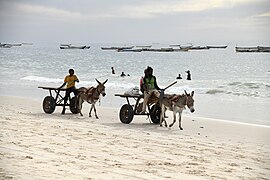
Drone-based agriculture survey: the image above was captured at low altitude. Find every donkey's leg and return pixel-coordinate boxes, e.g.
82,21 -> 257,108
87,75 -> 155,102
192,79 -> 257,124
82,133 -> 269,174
163,109 -> 167,127
159,104 -> 165,127
89,104 -> 93,117
169,106 -> 177,127
78,96 -> 83,116
178,110 -> 183,130
93,104 -> 99,119
160,105 -> 167,127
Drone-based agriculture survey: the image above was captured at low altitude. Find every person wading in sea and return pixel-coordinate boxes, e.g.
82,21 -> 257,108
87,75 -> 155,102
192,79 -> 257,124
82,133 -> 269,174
59,69 -> 79,114
186,70 -> 191,80
111,67 -> 115,74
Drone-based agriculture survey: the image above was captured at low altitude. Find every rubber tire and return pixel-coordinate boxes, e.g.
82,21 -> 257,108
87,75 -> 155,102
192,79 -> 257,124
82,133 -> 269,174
119,104 -> 134,124
150,104 -> 161,124
70,97 -> 78,114
43,96 -> 56,114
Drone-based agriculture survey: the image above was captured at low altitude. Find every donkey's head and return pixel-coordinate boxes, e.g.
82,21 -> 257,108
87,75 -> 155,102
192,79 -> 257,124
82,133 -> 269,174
184,90 -> 195,113
96,79 -> 108,97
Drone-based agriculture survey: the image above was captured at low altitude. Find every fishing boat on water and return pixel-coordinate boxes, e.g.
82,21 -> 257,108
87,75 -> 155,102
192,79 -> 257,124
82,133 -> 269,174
143,48 -> 174,52
117,49 -> 142,52
235,46 -> 270,53
206,45 -> 228,49
7,43 -> 22,46
173,47 -> 190,52
0,43 -> 12,48
101,47 -> 118,50
0,43 -> 22,48
101,46 -> 134,50
60,44 -> 90,49
190,46 -> 209,50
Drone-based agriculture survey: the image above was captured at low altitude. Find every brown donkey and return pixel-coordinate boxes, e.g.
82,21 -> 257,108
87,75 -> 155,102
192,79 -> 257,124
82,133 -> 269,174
77,79 -> 108,118
159,91 -> 195,130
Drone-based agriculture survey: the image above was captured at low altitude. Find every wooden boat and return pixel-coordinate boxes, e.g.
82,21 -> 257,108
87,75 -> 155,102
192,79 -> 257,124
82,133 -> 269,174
206,45 -> 228,49
7,43 -> 22,46
190,46 -> 209,50
117,49 -> 142,52
60,45 -> 90,49
101,47 -> 118,50
180,45 -> 193,49
135,45 -> 152,51
235,46 -> 270,53
101,46 -> 134,50
173,47 -> 189,52
235,47 -> 257,52
258,46 -> 270,52
0,43 -> 12,48
112,46 -> 134,50
143,48 -> 174,52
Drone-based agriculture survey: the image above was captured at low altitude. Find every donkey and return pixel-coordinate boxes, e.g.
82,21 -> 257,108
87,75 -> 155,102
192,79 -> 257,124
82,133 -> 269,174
159,91 -> 195,130
77,79 -> 108,118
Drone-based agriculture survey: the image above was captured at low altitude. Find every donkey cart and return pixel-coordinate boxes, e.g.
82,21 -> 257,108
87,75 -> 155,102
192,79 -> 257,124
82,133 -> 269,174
38,86 -> 78,114
114,94 -> 161,124
115,81 -> 177,124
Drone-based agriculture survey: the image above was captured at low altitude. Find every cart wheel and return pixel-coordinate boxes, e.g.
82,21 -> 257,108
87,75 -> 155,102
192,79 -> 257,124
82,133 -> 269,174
150,104 -> 161,124
70,97 -> 78,114
119,104 -> 134,124
43,96 -> 56,114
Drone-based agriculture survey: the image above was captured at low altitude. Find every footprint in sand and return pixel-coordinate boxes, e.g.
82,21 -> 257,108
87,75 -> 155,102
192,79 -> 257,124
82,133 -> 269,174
75,154 -> 86,160
228,162 -> 239,167
43,147 -> 54,153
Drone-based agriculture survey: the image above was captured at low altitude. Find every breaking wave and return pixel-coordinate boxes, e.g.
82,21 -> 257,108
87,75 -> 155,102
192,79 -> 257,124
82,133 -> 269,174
206,89 -> 226,95
21,76 -> 62,83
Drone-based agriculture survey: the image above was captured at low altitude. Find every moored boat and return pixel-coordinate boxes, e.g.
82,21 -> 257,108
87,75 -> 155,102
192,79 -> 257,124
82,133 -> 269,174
206,45 -> 228,49
60,45 -> 90,49
0,43 -> 12,48
190,46 -> 209,50
101,47 -> 118,50
143,48 -> 174,52
101,46 -> 134,50
7,43 -> 22,46
173,47 -> 189,52
235,46 -> 270,53
117,49 -> 142,52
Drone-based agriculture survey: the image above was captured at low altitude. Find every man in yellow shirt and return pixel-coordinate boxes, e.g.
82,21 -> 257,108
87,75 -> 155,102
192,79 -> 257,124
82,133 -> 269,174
59,69 -> 79,114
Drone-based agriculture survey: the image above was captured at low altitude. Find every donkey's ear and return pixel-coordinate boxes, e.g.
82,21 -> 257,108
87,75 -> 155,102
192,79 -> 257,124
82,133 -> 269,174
184,90 -> 189,96
96,79 -> 101,84
191,91 -> 194,97
103,79 -> 108,84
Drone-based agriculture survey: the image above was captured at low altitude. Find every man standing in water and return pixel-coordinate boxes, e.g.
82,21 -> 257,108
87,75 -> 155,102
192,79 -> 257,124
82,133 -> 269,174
141,66 -> 161,114
186,70 -> 191,80
59,69 -> 79,114
111,67 -> 115,74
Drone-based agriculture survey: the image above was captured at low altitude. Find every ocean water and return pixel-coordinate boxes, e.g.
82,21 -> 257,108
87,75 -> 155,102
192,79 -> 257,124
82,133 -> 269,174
0,43 -> 270,126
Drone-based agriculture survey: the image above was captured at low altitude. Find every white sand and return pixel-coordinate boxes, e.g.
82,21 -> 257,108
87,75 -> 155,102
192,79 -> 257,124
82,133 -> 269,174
0,96 -> 270,179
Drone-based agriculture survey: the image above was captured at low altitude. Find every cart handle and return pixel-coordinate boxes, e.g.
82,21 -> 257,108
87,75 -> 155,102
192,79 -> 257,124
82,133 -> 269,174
164,81 -> 177,90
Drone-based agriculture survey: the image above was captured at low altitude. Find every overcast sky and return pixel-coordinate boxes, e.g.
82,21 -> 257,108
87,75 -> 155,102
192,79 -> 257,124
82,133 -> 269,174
0,0 -> 269,44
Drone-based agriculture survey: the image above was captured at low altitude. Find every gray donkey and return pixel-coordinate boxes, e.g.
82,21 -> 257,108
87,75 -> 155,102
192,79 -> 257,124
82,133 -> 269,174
77,79 -> 108,118
159,91 -> 195,130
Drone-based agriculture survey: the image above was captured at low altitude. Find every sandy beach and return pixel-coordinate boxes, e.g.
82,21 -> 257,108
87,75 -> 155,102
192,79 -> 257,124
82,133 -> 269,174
0,96 -> 270,179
